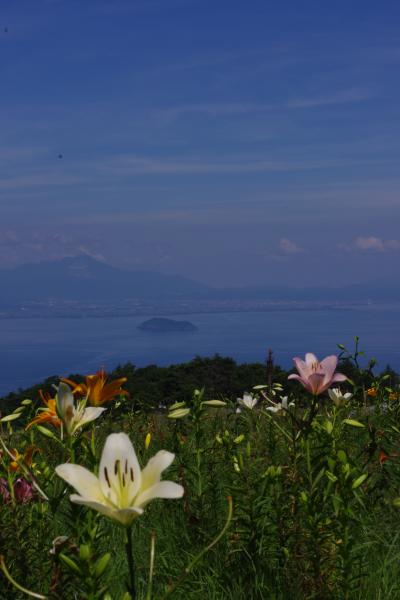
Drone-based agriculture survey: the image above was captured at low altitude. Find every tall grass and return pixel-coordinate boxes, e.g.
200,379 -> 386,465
1,357 -> 400,599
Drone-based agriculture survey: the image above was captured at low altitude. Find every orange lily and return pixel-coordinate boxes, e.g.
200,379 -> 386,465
367,387 -> 377,398
26,389 -> 62,430
8,446 -> 40,472
61,369 -> 128,406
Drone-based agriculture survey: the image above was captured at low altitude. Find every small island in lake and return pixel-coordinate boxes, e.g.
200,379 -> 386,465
137,317 -> 198,332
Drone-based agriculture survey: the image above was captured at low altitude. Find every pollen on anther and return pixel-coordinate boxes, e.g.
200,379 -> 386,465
114,460 -> 120,475
130,468 -> 134,482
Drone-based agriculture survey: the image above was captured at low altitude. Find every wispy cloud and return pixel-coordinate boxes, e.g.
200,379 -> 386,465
339,236 -> 400,252
154,87 -> 375,121
0,172 -> 87,191
286,87 -> 376,109
104,154 -> 365,176
0,228 -> 105,267
279,238 -> 305,254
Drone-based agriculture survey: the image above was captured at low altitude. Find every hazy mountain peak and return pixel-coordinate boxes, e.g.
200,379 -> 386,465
0,255 -> 211,304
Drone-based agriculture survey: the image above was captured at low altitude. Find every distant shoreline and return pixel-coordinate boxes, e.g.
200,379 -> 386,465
0,302 -> 396,320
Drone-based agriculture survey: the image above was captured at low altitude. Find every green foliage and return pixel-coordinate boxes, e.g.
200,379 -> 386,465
2,349 -> 400,598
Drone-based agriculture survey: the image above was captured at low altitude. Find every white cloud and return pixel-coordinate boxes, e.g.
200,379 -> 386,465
77,246 -> 106,262
355,236 -> 385,251
340,236 -> 400,252
279,238 -> 305,254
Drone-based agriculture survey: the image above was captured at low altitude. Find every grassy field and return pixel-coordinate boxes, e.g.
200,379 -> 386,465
1,354 -> 400,599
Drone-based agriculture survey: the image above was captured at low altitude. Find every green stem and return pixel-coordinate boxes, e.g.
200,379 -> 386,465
262,410 -> 292,442
196,449 -> 202,497
146,531 -> 156,600
0,555 -> 47,599
125,525 -> 136,599
161,496 -> 233,599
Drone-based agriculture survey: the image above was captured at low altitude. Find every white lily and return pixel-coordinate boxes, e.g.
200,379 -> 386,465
56,382 -> 106,436
56,432 -> 184,526
266,396 -> 295,415
328,388 -> 353,408
237,393 -> 258,411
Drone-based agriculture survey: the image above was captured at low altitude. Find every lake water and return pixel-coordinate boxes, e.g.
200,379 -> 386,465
1,305 -> 400,397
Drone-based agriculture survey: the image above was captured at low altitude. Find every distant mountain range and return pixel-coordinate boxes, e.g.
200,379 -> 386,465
0,255 -> 211,304
0,254 -> 399,307
216,282 -> 400,302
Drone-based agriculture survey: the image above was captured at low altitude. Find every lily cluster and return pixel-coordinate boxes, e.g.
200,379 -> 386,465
26,369 -> 128,434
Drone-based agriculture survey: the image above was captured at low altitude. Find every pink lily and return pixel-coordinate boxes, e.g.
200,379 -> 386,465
288,353 -> 347,396
14,478 -> 35,503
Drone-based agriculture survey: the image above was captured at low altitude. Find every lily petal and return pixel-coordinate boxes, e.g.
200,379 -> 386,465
135,481 -> 184,509
331,372 -> 348,384
79,407 -> 106,427
288,373 -> 303,382
305,353 -> 318,367
292,358 -> 309,379
307,372 -> 325,394
320,355 -> 338,382
114,507 -> 144,526
99,433 -> 141,505
57,383 -> 75,416
56,464 -> 104,502
141,450 -> 175,490
70,496 -> 121,520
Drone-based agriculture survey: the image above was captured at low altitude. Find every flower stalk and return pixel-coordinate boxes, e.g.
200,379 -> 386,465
0,555 -> 47,599
125,525 -> 136,599
146,531 -> 156,600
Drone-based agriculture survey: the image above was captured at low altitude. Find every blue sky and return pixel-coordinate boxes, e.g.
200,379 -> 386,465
1,0 -> 400,286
